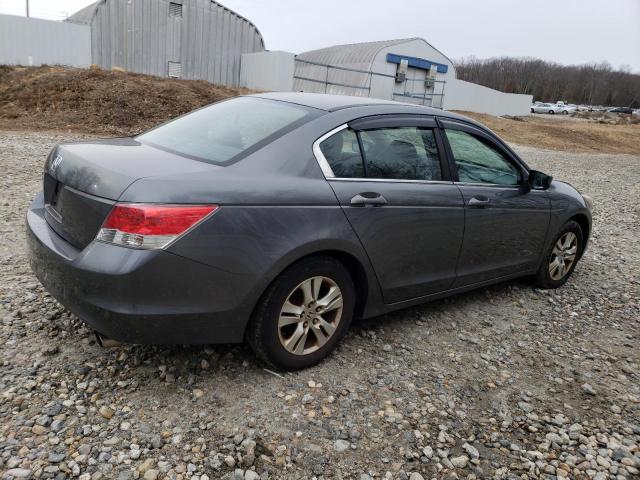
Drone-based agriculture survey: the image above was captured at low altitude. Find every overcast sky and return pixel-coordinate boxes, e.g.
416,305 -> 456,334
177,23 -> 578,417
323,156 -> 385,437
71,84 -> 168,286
1,0 -> 638,71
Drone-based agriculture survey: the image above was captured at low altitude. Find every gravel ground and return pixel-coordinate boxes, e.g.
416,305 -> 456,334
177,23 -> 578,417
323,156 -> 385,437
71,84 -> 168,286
1,131 -> 638,480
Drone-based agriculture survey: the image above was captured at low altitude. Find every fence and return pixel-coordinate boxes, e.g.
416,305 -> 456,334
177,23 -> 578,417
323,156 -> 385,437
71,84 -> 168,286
293,58 -> 447,108
442,79 -> 533,116
0,14 -> 91,68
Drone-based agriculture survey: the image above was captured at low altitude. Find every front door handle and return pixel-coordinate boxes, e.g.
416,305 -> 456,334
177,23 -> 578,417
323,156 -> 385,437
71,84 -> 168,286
468,196 -> 491,208
350,192 -> 388,207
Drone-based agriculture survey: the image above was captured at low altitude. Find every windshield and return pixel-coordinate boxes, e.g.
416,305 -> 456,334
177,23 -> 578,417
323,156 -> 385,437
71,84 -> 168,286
138,97 -> 317,165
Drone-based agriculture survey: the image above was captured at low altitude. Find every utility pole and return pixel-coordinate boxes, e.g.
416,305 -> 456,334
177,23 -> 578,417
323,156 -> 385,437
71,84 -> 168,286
26,0 -> 30,17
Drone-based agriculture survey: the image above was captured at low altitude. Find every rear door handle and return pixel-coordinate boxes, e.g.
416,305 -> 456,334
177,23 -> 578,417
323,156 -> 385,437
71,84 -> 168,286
350,192 -> 388,207
468,196 -> 491,208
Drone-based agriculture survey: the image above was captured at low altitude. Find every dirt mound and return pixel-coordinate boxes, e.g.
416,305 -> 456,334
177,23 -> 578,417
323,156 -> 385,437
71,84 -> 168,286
458,111 -> 640,155
0,65 -> 249,135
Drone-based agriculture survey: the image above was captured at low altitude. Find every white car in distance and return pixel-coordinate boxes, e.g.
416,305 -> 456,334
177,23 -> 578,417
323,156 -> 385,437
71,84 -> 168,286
559,104 -> 578,115
530,103 -> 562,114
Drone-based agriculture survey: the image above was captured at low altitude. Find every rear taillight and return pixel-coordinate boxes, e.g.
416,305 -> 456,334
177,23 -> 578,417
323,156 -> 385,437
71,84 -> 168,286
96,204 -> 218,249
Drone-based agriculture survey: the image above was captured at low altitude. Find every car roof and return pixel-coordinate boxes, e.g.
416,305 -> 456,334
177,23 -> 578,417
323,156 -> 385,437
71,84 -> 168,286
249,91 -> 414,111
249,91 -> 477,124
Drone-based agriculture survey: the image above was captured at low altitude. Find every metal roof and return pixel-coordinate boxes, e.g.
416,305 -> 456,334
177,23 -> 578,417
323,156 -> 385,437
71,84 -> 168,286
296,38 -> 455,69
66,0 -> 263,37
66,0 -> 100,24
296,38 -> 422,66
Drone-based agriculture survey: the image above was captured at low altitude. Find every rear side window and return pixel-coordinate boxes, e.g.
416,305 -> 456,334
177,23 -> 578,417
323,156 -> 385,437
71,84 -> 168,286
318,125 -> 442,181
138,97 -> 315,165
319,128 -> 365,178
445,129 -> 520,185
360,127 -> 442,181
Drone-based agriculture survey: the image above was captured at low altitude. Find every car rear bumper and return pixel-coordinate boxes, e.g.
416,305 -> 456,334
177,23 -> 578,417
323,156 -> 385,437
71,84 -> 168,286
26,192 -> 251,344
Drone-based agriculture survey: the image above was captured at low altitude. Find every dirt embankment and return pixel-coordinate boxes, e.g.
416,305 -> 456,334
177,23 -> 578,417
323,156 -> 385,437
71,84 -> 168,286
0,65 -> 248,136
458,111 -> 640,155
1,66 -> 638,155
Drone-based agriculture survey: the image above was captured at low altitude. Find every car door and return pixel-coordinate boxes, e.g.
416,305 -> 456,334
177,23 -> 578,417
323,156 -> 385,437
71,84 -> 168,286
314,115 -> 465,304
438,119 -> 551,287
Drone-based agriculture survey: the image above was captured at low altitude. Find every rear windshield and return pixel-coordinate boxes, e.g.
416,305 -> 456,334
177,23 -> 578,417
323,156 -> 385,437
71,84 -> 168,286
137,97 -> 316,165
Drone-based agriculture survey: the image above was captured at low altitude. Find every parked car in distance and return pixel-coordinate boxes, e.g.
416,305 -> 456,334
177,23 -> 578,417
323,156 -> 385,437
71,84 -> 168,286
589,106 -> 607,112
531,103 -> 562,114
608,107 -> 634,114
27,93 -> 593,370
559,104 -> 578,115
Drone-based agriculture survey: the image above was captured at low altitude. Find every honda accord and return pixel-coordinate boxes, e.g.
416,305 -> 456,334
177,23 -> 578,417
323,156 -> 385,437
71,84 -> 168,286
27,92 -> 593,370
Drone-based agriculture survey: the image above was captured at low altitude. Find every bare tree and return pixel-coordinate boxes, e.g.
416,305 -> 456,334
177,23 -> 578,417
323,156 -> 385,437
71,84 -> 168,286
455,57 -> 640,108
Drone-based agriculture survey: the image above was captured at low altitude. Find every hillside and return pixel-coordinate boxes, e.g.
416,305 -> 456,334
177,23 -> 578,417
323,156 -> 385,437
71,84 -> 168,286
459,111 -> 640,155
0,66 -> 248,135
0,66 -> 638,154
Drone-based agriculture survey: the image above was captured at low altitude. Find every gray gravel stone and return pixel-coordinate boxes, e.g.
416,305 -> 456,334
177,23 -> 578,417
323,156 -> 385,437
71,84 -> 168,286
0,132 -> 638,480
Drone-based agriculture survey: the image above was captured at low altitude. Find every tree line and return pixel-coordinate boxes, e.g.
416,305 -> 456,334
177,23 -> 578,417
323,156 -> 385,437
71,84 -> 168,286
454,57 -> 640,108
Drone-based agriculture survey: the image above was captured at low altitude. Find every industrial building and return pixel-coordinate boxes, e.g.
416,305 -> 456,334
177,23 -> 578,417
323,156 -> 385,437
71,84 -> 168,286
66,0 -> 264,86
293,38 -> 455,108
0,4 -> 532,116
243,37 -> 532,115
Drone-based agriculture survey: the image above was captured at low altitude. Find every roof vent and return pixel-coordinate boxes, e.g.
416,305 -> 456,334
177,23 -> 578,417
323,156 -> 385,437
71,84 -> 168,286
169,2 -> 182,17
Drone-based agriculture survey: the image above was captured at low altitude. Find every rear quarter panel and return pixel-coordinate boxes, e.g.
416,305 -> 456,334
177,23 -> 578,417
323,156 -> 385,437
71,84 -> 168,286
167,205 -> 380,327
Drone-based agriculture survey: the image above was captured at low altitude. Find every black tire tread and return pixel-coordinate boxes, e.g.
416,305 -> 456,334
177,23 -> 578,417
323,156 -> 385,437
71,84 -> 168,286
246,255 -> 355,371
533,220 -> 583,289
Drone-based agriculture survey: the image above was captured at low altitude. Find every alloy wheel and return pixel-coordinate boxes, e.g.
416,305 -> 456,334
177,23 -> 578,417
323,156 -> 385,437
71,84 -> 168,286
277,276 -> 343,355
548,232 -> 578,280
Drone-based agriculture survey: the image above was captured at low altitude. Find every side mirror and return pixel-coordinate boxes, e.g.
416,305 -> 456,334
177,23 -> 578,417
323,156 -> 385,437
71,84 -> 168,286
526,170 -> 553,190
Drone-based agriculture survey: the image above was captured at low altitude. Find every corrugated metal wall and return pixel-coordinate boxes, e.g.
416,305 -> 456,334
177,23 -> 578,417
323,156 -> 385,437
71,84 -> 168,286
240,51 -> 295,91
293,40 -> 408,97
293,39 -> 457,107
0,14 -> 91,67
88,0 -> 263,86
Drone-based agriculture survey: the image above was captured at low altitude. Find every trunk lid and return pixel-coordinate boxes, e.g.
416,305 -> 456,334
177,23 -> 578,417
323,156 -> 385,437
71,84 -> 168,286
43,138 -> 219,249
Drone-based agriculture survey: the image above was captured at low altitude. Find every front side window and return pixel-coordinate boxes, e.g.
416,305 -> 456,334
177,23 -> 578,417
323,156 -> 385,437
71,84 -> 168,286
138,97 -> 314,165
360,127 -> 442,180
319,128 -> 364,178
445,129 -> 520,185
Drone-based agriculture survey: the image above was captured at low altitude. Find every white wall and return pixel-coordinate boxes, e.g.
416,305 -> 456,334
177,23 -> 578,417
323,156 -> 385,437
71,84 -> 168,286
443,79 -> 533,116
0,14 -> 91,68
240,51 -> 295,91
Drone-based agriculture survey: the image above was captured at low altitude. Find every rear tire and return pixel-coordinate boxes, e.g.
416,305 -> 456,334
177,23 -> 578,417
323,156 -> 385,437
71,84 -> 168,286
549,110 -> 555,114
533,220 -> 583,289
246,256 -> 355,371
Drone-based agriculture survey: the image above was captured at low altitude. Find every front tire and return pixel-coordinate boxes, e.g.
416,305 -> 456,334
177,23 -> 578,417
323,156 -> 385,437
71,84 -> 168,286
246,256 -> 355,370
533,220 -> 583,289
549,110 -> 555,114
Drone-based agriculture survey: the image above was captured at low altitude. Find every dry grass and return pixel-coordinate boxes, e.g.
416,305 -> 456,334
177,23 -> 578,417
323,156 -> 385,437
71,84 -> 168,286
0,65 -> 248,136
457,111 -> 640,155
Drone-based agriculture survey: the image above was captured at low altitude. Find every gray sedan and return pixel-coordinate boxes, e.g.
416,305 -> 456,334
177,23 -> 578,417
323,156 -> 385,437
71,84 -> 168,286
27,93 -> 592,370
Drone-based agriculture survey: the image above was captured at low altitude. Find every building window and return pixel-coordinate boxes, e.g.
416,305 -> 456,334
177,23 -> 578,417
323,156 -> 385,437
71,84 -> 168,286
168,62 -> 182,78
169,2 -> 182,17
